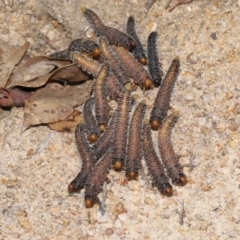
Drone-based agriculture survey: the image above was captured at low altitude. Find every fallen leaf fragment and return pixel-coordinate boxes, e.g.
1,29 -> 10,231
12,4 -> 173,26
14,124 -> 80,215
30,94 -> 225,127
0,41 -> 29,87
23,81 -> 93,129
6,56 -> 71,88
48,109 -> 83,132
0,88 -> 31,107
49,63 -> 91,82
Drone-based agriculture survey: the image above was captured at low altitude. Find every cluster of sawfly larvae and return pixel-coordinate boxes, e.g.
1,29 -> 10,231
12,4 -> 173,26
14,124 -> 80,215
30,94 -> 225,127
49,8 -> 187,209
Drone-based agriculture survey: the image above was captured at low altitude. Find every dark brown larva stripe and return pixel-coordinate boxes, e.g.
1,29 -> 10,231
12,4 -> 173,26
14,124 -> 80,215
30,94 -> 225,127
99,37 -> 130,85
112,90 -> 132,171
149,56 -> 180,131
112,45 -> 154,90
71,53 -> 122,100
126,16 -> 147,65
49,49 -> 69,60
147,32 -> 162,87
125,100 -> 146,180
83,98 -> 101,143
158,111 -> 187,186
94,62 -> 111,132
143,122 -> 173,197
84,151 -> 112,208
82,8 -> 136,50
68,39 -> 101,59
92,111 -> 116,161
68,124 -> 96,193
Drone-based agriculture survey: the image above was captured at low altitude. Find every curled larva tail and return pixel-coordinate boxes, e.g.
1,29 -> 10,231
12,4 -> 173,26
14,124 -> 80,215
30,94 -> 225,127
158,111 -> 187,186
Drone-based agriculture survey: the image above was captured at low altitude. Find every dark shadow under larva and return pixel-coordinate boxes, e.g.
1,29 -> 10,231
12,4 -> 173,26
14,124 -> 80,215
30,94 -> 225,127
112,90 -> 132,171
143,121 -> 173,197
68,123 -> 96,194
158,111 -> 187,186
70,52 -> 123,100
94,62 -> 111,132
126,16 -> 147,65
92,111 -> 116,161
82,8 -> 136,51
149,56 -> 180,131
125,100 -> 146,180
99,37 -> 130,86
83,97 -> 101,143
84,151 -> 112,208
112,45 -> 154,90
147,32 -> 162,87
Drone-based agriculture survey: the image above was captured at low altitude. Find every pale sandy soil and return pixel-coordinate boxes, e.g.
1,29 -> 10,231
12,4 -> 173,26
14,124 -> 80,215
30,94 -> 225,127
0,0 -> 240,239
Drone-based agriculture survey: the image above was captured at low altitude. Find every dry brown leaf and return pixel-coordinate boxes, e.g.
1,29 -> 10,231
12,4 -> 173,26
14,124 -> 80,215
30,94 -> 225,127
0,41 -> 29,88
23,81 -> 93,129
48,110 -> 83,132
6,56 -> 71,88
49,63 -> 91,82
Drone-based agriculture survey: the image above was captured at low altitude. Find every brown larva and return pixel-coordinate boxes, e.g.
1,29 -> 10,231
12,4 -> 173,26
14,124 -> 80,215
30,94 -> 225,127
147,32 -> 163,87
99,37 -> 130,86
71,52 -> 123,100
149,56 -> 180,131
112,45 -> 154,90
112,90 -> 132,171
82,8 -> 136,51
84,151 -> 112,208
92,111 -> 116,161
68,123 -> 96,193
94,62 -> 111,132
126,16 -> 147,65
83,97 -> 101,143
143,121 -> 173,197
68,39 -> 101,59
158,111 -> 187,186
125,100 -> 146,180
49,39 -> 100,60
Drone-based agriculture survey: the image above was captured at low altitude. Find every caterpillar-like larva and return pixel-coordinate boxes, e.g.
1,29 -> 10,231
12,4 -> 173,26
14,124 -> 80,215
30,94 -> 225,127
84,151 -> 112,208
49,49 -> 69,60
92,111 -> 116,161
68,39 -> 101,59
82,8 -> 136,51
99,37 -> 130,86
70,52 -> 123,100
94,62 -> 111,132
112,45 -> 154,90
112,90 -> 132,171
68,123 -> 96,193
126,16 -> 147,65
158,111 -> 187,186
125,100 -> 146,180
143,121 -> 173,197
83,98 -> 101,143
147,32 -> 163,87
149,56 -> 180,130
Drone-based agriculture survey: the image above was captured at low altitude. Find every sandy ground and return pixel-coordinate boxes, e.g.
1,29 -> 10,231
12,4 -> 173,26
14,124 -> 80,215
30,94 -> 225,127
1,0 -> 240,239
